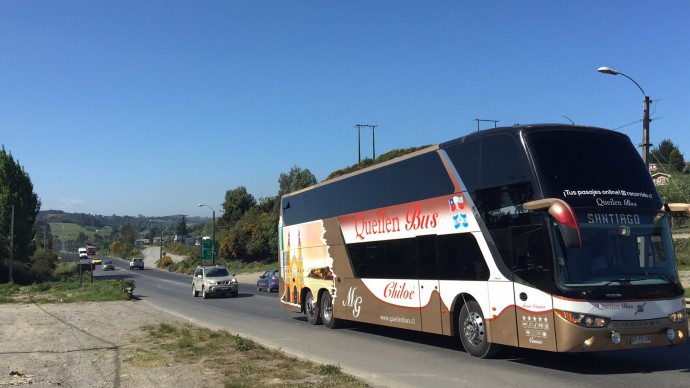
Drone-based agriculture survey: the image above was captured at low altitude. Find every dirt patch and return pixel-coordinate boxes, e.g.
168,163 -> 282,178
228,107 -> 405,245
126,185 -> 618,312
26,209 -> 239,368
0,301 -> 195,387
0,301 -> 367,388
140,246 -> 186,269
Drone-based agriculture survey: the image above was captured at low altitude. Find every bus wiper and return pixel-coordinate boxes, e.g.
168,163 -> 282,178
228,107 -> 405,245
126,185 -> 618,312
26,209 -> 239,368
621,272 -> 675,284
585,278 -> 633,295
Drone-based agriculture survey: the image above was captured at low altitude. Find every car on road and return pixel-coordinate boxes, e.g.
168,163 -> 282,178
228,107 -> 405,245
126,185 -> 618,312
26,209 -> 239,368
256,269 -> 279,292
192,265 -> 238,299
129,258 -> 144,270
102,260 -> 115,271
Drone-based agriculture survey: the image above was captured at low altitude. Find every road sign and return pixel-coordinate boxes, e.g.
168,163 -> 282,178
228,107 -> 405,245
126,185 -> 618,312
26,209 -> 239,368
200,240 -> 219,260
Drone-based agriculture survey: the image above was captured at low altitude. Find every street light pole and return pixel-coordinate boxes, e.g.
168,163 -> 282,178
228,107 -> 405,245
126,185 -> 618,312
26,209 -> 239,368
198,204 -> 216,265
597,66 -> 651,168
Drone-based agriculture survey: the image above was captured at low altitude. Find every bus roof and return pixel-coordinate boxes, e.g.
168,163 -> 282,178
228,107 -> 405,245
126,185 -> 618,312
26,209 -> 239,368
439,123 -> 617,148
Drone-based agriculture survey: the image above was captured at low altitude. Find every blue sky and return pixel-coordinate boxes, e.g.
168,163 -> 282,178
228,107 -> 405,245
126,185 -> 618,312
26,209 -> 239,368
2,1 -> 689,217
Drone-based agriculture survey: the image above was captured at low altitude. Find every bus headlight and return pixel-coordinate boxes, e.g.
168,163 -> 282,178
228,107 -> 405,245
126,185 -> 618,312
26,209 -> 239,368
668,310 -> 687,323
555,309 -> 610,328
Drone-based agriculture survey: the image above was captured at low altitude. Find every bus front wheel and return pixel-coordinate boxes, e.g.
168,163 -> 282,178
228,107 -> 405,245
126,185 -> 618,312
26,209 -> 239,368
458,300 -> 500,358
305,291 -> 322,325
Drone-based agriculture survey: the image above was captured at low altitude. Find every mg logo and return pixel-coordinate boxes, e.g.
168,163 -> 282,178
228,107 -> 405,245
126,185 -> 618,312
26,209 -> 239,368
634,303 -> 646,315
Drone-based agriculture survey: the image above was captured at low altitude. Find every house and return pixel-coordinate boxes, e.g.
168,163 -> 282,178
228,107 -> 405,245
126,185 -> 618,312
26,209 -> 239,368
651,172 -> 671,186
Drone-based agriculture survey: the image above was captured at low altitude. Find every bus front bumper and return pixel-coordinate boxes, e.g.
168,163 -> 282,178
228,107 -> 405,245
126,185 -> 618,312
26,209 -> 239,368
555,317 -> 688,352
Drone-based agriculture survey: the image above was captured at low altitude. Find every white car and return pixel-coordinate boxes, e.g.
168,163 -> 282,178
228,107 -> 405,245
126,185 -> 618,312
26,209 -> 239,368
129,258 -> 144,270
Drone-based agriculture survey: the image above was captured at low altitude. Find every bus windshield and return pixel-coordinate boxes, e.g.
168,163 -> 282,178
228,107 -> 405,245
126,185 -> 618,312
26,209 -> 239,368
554,210 -> 678,287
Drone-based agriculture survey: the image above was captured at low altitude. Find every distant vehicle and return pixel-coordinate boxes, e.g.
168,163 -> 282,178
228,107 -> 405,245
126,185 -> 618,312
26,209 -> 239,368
86,244 -> 96,255
192,265 -> 238,299
78,247 -> 87,257
102,260 -> 115,271
256,269 -> 279,292
129,258 -> 144,270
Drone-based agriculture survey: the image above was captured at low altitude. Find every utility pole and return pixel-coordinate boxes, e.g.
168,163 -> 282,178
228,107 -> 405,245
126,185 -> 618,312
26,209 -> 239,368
160,226 -> 164,262
355,124 -> 378,162
475,119 -> 499,131
372,125 -> 378,160
9,205 -> 14,283
642,95 -> 651,167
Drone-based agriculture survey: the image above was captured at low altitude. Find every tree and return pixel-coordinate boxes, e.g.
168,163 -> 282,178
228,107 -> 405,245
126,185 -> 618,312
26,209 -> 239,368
650,139 -> 678,165
0,146 -> 41,274
669,148 -> 686,172
176,216 -> 189,237
120,224 -> 138,246
278,166 -> 317,197
221,186 -> 256,225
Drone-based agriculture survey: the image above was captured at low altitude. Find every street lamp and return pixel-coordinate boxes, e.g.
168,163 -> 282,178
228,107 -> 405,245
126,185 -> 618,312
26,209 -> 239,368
197,204 -> 216,265
597,66 -> 651,168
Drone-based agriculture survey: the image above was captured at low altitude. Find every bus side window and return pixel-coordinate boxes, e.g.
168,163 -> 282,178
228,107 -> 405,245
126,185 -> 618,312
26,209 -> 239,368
437,233 -> 489,281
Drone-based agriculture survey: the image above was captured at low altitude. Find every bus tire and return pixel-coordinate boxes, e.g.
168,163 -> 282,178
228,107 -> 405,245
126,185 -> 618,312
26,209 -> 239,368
305,290 -> 322,325
320,292 -> 341,329
458,300 -> 500,358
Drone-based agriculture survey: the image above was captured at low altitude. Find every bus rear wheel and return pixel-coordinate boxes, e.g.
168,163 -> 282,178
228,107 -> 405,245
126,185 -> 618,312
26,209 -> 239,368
305,291 -> 322,325
458,300 -> 500,358
320,292 -> 341,329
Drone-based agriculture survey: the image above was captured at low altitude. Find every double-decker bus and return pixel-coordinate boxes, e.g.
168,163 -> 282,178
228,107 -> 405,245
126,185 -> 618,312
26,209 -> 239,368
278,124 -> 688,358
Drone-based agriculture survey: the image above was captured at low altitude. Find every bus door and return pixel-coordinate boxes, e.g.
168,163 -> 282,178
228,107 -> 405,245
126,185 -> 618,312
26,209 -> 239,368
418,235 -> 445,335
510,225 -> 557,351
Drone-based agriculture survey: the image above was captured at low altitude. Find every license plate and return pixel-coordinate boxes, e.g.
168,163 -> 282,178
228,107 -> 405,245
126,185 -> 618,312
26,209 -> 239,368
631,335 -> 652,345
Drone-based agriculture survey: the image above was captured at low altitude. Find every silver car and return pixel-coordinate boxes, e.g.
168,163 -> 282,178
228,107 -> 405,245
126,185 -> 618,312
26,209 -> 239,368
102,260 -> 115,271
192,265 -> 238,299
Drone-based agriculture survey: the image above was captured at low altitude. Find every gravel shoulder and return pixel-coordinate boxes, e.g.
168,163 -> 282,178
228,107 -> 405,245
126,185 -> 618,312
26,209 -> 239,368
0,300 -> 196,387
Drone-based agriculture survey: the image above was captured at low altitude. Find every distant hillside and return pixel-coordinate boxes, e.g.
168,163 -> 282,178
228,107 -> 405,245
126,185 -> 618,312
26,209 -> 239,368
38,210 -> 207,228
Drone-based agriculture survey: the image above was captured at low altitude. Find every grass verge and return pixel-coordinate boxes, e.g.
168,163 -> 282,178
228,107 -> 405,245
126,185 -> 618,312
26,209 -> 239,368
0,270 -> 134,304
126,322 -> 369,387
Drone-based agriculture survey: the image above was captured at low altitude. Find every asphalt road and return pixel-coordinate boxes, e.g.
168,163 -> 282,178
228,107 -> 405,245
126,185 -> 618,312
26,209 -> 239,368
94,256 -> 690,388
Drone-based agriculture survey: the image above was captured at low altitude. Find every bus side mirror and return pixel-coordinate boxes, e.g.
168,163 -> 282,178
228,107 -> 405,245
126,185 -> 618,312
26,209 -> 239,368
524,198 -> 582,249
666,203 -> 690,214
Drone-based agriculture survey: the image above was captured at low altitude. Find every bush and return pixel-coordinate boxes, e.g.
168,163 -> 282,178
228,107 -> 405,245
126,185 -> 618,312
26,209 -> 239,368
53,262 -> 78,280
30,249 -> 59,283
157,256 -> 173,269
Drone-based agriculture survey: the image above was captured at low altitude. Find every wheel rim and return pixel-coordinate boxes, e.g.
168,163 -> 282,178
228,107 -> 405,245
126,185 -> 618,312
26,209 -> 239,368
463,311 -> 486,346
305,293 -> 316,318
323,296 -> 333,323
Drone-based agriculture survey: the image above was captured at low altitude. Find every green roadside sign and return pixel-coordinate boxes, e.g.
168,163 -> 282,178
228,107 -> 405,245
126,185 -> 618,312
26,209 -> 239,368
200,240 -> 219,260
